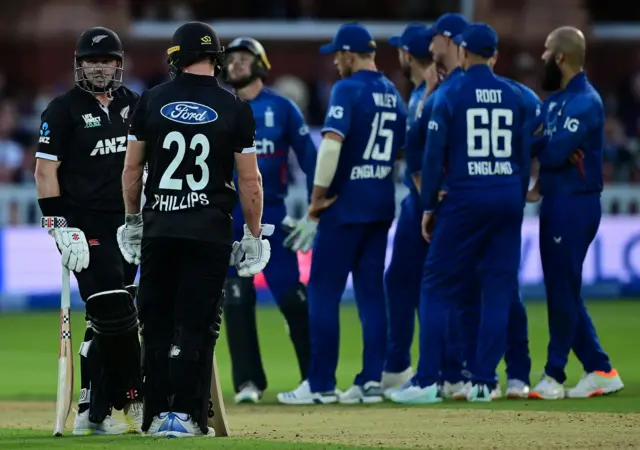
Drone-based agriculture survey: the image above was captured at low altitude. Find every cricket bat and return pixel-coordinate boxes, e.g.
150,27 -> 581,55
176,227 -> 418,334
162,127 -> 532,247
42,216 -> 74,436
208,352 -> 230,436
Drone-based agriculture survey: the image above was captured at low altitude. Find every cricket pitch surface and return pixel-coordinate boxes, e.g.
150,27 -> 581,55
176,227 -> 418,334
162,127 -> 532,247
1,401 -> 639,449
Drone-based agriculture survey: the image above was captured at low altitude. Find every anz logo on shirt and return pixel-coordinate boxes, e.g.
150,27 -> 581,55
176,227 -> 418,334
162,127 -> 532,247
39,122 -> 51,144
161,102 -> 218,125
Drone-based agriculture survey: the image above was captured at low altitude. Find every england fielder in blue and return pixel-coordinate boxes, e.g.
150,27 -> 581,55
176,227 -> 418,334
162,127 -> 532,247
528,26 -> 623,400
277,23 -> 407,404
222,37 -> 317,403
448,48 -> 541,399
393,23 -> 532,403
382,23 -> 431,390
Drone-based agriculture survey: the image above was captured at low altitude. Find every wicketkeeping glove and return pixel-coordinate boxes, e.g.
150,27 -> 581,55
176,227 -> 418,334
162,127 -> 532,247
50,227 -> 90,273
283,214 -> 317,254
237,224 -> 275,277
117,213 -> 143,265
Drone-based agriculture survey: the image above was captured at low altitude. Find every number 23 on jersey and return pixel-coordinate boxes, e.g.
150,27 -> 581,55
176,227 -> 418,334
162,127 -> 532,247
159,131 -> 210,191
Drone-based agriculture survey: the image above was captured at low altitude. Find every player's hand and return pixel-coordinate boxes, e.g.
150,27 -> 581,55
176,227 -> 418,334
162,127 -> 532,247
229,241 -> 244,267
283,214 -> 318,254
421,212 -> 435,243
117,213 -> 143,266
526,189 -> 542,203
281,215 -> 298,234
308,195 -> 338,219
438,190 -> 447,201
50,227 -> 90,273
568,149 -> 584,165
237,224 -> 275,277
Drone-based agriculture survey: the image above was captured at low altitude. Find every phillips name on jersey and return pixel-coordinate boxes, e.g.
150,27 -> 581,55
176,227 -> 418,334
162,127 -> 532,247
128,73 -> 255,244
36,86 -> 139,212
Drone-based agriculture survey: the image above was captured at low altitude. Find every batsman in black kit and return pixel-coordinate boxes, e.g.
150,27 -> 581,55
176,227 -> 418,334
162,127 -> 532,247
34,27 -> 143,435
118,22 -> 273,438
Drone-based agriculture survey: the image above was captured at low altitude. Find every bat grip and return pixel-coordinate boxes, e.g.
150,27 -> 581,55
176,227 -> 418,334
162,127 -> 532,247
61,267 -> 71,309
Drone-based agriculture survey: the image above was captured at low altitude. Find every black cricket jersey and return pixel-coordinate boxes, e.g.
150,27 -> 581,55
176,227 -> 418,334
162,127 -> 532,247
128,72 -> 256,244
36,86 -> 140,214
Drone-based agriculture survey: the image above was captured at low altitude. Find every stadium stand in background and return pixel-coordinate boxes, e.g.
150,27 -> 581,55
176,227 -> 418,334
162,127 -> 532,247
0,0 -> 638,225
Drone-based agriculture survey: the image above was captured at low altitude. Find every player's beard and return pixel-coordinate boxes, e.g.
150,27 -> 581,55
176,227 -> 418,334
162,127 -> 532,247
226,73 -> 258,89
542,56 -> 563,92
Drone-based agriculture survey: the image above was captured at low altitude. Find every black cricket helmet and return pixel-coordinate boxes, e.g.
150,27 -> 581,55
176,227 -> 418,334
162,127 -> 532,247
74,27 -> 124,94
167,22 -> 224,78
223,37 -> 271,89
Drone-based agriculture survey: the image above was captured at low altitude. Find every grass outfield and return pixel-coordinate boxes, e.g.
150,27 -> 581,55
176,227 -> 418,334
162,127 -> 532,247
0,300 -> 638,449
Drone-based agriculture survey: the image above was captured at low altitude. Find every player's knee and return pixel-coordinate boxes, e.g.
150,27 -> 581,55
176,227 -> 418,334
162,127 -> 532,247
224,277 -> 256,307
86,289 -> 138,335
278,282 -> 307,309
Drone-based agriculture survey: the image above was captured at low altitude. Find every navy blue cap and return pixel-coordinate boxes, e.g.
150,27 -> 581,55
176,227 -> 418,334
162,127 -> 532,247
320,23 -> 377,54
389,23 -> 426,48
402,27 -> 434,58
453,23 -> 498,58
432,13 -> 470,38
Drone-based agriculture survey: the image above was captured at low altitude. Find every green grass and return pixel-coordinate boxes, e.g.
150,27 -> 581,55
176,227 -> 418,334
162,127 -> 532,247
0,301 -> 639,448
0,301 -> 638,410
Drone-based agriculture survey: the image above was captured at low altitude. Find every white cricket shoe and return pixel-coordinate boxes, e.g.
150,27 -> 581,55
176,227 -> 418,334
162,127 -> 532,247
390,382 -> 442,404
452,382 -> 501,400
442,381 -> 466,399
530,375 -> 565,400
384,380 -> 411,399
467,384 -> 494,402
277,380 -> 339,405
147,412 -> 214,438
339,381 -> 384,404
566,370 -> 624,398
123,401 -> 144,434
381,367 -> 414,389
72,410 -> 129,435
505,379 -> 530,399
234,382 -> 262,404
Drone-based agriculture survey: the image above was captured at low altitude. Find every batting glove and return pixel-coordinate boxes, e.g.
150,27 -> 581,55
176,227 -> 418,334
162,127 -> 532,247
229,241 -> 244,267
117,213 -> 143,266
283,214 -> 317,254
50,227 -> 90,273
237,224 -> 275,277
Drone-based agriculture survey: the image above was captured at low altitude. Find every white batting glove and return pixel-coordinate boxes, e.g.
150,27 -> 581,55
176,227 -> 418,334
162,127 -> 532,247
237,224 -> 275,277
50,227 -> 90,273
229,241 -> 244,266
283,214 -> 317,254
117,213 -> 143,265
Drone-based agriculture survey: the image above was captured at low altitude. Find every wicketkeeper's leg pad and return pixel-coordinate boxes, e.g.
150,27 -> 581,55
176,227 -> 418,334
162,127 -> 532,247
85,289 -> 142,422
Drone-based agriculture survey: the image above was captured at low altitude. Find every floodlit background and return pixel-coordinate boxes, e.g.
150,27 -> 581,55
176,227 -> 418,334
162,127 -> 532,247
0,0 -> 637,308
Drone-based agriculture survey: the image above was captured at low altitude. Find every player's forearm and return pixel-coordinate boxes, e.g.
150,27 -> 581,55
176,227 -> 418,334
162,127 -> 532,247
35,167 -> 61,199
122,165 -> 143,214
238,173 -> 263,237
313,138 -> 341,189
411,173 -> 421,193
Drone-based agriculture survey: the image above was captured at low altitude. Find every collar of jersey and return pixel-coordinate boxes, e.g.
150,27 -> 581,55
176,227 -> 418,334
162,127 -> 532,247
176,72 -> 220,86
351,69 -> 382,79
463,64 -> 491,77
563,72 -> 588,92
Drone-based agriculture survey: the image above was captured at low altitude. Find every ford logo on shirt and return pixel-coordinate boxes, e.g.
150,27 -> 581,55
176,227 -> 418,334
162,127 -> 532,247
160,102 -> 218,125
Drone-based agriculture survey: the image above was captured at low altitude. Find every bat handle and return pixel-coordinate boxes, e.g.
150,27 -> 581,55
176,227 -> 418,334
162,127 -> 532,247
61,267 -> 71,309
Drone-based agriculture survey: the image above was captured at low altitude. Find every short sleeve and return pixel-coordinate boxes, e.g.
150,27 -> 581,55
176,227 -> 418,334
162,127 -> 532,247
35,97 -> 72,162
321,81 -> 352,138
128,91 -> 149,142
234,99 -> 257,153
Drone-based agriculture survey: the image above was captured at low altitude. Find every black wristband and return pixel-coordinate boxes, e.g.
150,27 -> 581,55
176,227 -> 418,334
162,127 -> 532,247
37,196 -> 67,218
